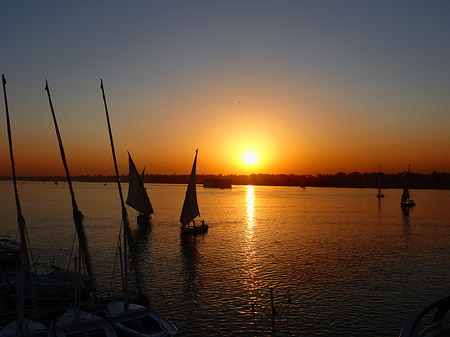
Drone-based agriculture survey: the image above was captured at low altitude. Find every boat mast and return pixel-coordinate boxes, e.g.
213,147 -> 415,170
100,79 -> 143,309
45,80 -> 97,298
2,74 -> 30,331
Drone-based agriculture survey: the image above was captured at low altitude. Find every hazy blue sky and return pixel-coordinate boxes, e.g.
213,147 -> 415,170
1,1 -> 450,175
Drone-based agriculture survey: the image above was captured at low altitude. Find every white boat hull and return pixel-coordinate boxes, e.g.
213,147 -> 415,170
52,308 -> 116,337
107,300 -> 178,337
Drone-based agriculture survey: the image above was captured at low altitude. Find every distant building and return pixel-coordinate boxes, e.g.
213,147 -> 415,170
203,178 -> 232,189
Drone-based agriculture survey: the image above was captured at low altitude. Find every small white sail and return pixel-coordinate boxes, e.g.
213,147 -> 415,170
126,153 -> 154,216
180,149 -> 200,226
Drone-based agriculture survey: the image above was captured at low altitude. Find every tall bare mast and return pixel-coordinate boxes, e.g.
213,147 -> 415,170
100,79 -> 143,309
2,74 -> 30,331
45,80 -> 97,298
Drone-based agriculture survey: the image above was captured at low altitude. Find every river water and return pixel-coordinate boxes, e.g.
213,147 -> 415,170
1,181 -> 450,336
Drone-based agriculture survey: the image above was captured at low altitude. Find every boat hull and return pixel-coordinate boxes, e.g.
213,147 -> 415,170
106,300 -> 178,337
137,214 -> 151,225
401,200 -> 416,207
52,308 -> 116,337
180,224 -> 208,235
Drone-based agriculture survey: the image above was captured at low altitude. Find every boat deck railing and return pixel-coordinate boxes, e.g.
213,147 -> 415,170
400,292 -> 450,337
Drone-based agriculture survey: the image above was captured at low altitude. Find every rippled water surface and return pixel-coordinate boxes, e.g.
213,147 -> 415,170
1,181 -> 450,336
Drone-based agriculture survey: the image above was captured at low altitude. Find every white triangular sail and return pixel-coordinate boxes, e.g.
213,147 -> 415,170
180,149 -> 200,226
126,153 -> 154,216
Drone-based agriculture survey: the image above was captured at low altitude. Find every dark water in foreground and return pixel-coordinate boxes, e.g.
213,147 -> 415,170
1,181 -> 450,336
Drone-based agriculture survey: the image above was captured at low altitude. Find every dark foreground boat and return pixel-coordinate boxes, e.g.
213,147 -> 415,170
399,292 -> 450,337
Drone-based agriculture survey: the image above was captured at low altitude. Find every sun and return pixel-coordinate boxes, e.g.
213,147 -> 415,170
242,151 -> 259,166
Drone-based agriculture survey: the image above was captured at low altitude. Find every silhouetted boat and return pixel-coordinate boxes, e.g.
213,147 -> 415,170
377,166 -> 385,198
126,152 -> 154,225
401,164 -> 415,207
399,292 -> 450,337
180,149 -> 208,235
101,79 -> 178,337
0,74 -> 48,336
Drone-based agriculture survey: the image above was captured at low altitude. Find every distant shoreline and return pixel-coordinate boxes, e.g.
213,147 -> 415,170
1,172 -> 449,190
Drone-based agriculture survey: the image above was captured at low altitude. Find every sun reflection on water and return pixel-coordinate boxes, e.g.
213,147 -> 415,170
243,185 -> 260,315
246,185 -> 255,228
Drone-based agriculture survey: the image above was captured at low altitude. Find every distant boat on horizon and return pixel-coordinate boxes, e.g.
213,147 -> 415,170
401,164 -> 415,207
180,149 -> 208,235
126,152 -> 154,225
377,166 -> 385,198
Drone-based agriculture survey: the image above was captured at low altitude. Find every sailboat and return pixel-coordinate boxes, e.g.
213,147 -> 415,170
100,79 -> 178,336
401,164 -> 415,207
0,74 -> 48,337
126,152 -> 154,225
377,166 -> 385,198
45,80 -> 116,337
180,149 -> 208,235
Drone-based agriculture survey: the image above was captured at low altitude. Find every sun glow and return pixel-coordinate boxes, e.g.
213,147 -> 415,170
242,151 -> 259,166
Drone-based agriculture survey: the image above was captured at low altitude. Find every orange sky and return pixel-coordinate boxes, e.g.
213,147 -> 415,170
1,2 -> 450,176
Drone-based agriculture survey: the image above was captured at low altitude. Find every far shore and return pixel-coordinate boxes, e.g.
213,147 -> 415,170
1,171 -> 449,190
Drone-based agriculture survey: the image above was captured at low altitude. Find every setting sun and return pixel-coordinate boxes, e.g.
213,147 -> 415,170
242,151 -> 259,166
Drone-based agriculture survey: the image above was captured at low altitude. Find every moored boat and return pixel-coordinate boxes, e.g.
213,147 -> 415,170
399,292 -> 450,337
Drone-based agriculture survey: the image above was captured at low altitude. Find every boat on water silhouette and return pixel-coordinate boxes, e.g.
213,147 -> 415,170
377,166 -> 385,198
401,164 -> 415,207
126,153 -> 154,225
180,149 -> 208,235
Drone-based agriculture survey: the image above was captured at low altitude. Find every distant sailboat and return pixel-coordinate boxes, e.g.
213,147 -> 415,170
45,80 -> 116,337
100,79 -> 178,337
180,149 -> 208,235
0,74 -> 48,337
126,152 -> 154,225
377,166 -> 385,198
401,164 -> 415,207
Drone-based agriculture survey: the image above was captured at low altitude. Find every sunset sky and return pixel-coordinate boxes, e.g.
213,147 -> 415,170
1,1 -> 449,176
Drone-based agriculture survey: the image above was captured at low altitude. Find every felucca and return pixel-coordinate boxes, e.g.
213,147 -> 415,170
100,79 -> 178,337
45,80 -> 116,337
0,74 -> 47,337
180,149 -> 208,235
126,153 -> 154,225
401,164 -> 415,207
